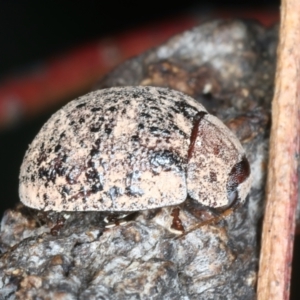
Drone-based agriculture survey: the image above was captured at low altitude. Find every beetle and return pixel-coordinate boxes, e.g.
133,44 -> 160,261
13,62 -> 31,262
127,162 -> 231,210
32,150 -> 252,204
19,86 -> 251,214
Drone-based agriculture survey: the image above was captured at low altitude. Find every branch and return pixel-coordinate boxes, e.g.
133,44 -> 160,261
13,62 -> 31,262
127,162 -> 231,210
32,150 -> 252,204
257,1 -> 300,299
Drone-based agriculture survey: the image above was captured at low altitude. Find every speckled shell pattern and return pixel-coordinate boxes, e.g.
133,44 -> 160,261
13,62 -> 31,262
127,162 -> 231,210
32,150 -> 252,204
19,86 -> 249,211
20,87 -> 210,211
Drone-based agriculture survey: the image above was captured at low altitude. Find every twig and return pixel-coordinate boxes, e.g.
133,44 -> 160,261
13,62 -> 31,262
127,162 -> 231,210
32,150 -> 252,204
257,1 -> 300,299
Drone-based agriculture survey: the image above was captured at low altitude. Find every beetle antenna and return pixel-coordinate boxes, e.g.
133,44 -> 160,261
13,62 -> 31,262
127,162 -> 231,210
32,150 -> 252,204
174,207 -> 235,240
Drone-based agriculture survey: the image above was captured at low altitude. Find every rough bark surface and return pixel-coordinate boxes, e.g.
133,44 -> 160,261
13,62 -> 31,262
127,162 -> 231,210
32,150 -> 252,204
0,20 -> 277,299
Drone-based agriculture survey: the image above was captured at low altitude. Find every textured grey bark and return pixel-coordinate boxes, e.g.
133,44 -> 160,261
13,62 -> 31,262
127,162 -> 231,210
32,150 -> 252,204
0,20 -> 277,299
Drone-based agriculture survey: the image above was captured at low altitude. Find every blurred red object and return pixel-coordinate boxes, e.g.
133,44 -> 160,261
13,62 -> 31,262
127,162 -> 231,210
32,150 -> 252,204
0,9 -> 278,130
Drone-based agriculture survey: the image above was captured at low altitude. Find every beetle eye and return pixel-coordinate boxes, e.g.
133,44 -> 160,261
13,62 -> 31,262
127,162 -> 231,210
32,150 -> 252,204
225,156 -> 251,209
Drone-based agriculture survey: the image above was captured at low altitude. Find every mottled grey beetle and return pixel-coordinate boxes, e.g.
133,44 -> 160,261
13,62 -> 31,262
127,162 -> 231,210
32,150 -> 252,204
19,86 -> 251,213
